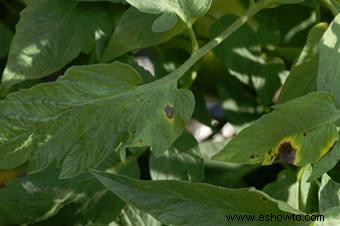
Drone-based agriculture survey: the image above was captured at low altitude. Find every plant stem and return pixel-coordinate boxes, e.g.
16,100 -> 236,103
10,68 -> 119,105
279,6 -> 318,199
166,0 -> 269,81
321,0 -> 339,16
188,26 -> 199,53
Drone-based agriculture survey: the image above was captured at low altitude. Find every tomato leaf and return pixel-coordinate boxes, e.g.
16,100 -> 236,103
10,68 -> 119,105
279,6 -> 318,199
318,14 -> 340,114
213,92 -> 340,166
279,23 -> 328,103
92,171 -> 307,226
100,7 -> 186,62
150,132 -> 204,182
2,0 -> 112,86
0,62 -> 194,178
126,0 -> 212,31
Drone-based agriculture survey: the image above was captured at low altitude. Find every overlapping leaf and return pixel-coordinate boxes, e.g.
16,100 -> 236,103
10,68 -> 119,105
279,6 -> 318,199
111,205 -> 161,226
100,7 -> 186,62
264,166 -> 319,214
263,169 -> 299,209
126,0 -> 212,32
309,138 -> 340,181
213,92 -> 340,166
321,0 -> 340,14
211,15 -> 284,106
0,167 -> 125,225
279,23 -> 328,103
2,0 -> 112,86
319,174 -> 340,212
0,62 -> 194,178
150,132 -> 204,182
93,171 -> 306,226
0,151 -> 140,225
317,13 -> 340,112
311,206 -> 340,226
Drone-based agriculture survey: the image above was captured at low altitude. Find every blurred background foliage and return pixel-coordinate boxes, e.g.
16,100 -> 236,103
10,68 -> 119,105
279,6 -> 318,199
0,0 -> 339,225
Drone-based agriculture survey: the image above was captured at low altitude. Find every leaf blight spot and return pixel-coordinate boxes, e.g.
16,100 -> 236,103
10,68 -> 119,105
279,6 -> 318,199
274,142 -> 297,164
164,104 -> 175,120
263,136 -> 301,165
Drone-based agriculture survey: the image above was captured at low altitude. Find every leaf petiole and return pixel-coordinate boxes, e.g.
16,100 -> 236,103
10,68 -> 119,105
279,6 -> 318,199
187,25 -> 199,53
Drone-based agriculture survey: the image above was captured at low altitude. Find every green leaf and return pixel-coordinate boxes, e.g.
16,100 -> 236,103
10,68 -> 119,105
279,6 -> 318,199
2,0 -> 111,86
0,170 -> 73,224
93,4 -> 126,62
279,23 -> 328,103
75,151 -> 140,226
311,206 -> 339,226
100,8 -> 185,62
0,148 -> 141,225
211,15 -> 283,106
319,174 -> 340,212
92,171 -> 306,226
309,140 -> 340,181
257,19 -> 281,46
126,0 -> 212,30
152,12 -> 178,33
264,166 -> 319,214
198,140 -> 258,188
150,132 -> 204,182
0,23 -> 13,59
177,0 -> 213,18
0,167 -> 125,225
213,92 -> 340,166
264,169 -> 300,210
111,205 -> 161,226
322,0 -> 340,15
295,123 -> 338,165
295,165 -> 319,213
0,62 -> 194,178
317,14 -> 340,110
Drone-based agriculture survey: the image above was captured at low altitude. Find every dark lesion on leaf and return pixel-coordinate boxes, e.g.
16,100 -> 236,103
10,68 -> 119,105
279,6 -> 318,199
328,141 -> 337,153
274,142 -> 296,164
164,105 -> 175,119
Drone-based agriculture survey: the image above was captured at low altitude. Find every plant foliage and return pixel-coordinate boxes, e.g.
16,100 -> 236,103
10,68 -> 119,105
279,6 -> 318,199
1,0 -> 340,225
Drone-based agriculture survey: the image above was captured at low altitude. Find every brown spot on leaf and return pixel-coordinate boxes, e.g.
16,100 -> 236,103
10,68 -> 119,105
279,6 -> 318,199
274,142 -> 296,164
164,105 -> 175,119
137,138 -> 143,144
